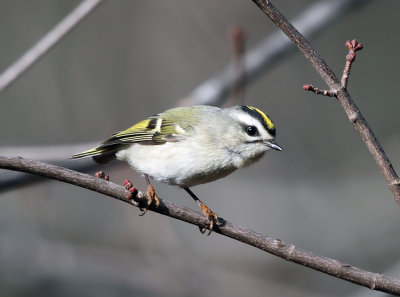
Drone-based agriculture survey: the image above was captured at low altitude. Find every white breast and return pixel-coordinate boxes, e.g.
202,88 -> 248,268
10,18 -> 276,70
116,139 -> 239,187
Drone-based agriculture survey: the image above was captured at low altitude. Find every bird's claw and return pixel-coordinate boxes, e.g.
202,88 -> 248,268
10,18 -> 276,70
199,204 -> 218,236
139,184 -> 160,216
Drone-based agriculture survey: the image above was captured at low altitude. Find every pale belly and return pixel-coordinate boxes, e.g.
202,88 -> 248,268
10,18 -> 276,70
116,142 -> 238,187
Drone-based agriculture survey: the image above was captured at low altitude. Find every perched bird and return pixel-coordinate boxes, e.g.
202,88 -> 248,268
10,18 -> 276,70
72,105 -> 281,234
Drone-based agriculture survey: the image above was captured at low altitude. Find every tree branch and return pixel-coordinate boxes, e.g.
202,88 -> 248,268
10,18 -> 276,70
0,0 -> 103,95
0,142 -> 104,192
185,0 -> 370,106
251,0 -> 400,207
1,155 -> 400,295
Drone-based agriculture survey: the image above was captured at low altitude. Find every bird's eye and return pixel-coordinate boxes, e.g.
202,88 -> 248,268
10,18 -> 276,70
246,126 -> 258,136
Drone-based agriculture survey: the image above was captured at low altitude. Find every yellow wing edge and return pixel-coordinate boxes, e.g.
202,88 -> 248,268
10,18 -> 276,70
70,146 -> 106,159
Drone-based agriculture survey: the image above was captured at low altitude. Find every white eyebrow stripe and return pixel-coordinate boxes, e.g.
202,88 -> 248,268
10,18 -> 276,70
233,112 -> 270,138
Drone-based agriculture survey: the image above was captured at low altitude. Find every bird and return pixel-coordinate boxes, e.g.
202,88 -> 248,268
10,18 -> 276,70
71,105 -> 281,234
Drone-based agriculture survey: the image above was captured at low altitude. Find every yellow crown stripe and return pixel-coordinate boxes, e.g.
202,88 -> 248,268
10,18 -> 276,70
248,106 -> 275,130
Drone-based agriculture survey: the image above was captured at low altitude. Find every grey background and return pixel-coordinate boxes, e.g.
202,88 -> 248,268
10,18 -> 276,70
1,1 -> 400,296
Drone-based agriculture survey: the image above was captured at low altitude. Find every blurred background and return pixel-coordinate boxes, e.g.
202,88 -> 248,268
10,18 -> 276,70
1,0 -> 400,296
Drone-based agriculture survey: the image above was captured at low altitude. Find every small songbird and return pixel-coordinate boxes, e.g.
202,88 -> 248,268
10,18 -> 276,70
72,105 -> 281,234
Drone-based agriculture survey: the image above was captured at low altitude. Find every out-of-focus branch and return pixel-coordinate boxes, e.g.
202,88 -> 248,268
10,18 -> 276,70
251,0 -> 400,207
0,142 -> 102,192
0,142 -> 100,162
0,160 -> 99,194
226,26 -> 247,106
184,0 -> 370,106
0,0 -> 103,95
1,155 -> 400,294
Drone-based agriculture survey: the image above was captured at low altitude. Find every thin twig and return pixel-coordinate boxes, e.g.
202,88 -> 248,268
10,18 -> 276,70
251,0 -> 400,207
184,0 -> 370,106
303,39 -> 364,97
303,84 -> 336,97
0,155 -> 400,295
341,39 -> 364,88
0,0 -> 103,95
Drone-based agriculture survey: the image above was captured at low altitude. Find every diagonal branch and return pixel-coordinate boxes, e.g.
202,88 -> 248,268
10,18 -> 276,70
186,0 -> 370,106
251,0 -> 400,207
0,0 -> 104,95
1,155 -> 400,295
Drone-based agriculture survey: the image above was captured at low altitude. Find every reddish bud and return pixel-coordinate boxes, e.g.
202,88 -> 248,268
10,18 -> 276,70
95,171 -> 109,181
125,185 -> 138,201
354,43 -> 363,52
303,84 -> 311,90
124,180 -> 134,191
345,39 -> 363,52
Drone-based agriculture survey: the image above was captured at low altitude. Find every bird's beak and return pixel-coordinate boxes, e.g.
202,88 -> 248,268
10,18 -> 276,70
264,140 -> 282,151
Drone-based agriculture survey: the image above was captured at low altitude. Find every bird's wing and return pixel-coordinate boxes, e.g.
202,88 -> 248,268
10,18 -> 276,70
71,115 -> 187,160
108,115 -> 187,144
71,104 -> 216,161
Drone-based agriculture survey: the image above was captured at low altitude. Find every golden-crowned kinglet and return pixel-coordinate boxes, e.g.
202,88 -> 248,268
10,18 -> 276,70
72,105 -> 281,234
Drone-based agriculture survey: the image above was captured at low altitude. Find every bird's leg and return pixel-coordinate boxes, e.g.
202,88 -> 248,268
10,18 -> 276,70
140,174 -> 160,216
183,187 -> 218,235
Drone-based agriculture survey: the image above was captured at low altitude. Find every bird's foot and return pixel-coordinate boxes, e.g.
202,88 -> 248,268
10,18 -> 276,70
199,204 -> 218,236
124,180 -> 160,215
138,184 -> 160,216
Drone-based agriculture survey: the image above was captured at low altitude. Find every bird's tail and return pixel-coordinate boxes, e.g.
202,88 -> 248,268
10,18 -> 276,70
71,146 -> 104,159
71,144 -> 121,164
